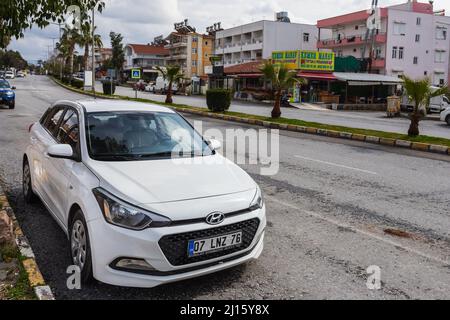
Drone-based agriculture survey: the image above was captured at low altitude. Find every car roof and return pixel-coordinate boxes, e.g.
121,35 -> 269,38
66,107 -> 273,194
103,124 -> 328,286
58,99 -> 177,114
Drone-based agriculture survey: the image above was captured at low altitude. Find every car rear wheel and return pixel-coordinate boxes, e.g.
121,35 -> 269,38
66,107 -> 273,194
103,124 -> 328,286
23,159 -> 37,203
70,210 -> 93,284
446,115 -> 450,126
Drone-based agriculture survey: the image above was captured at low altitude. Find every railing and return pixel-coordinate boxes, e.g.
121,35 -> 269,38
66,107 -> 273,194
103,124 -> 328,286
317,32 -> 387,48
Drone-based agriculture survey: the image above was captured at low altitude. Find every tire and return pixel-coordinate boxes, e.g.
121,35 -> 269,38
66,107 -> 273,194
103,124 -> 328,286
23,159 -> 37,203
446,115 -> 450,126
9,101 -> 15,109
69,210 -> 93,284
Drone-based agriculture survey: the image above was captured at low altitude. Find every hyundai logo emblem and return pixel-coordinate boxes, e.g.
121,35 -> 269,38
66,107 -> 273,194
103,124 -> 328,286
205,212 -> 225,225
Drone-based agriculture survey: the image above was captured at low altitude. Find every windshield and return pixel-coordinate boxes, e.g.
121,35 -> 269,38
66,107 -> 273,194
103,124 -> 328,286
86,111 -> 214,161
0,80 -> 10,89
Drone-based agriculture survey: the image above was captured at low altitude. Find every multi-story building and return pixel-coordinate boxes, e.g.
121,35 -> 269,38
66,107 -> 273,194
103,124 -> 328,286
317,0 -> 450,86
124,44 -> 169,80
124,44 -> 168,70
91,48 -> 112,70
164,31 -> 214,79
214,12 -> 320,66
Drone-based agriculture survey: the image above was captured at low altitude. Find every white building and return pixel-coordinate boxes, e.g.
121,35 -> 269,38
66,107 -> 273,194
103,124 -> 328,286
317,0 -> 450,86
214,12 -> 321,66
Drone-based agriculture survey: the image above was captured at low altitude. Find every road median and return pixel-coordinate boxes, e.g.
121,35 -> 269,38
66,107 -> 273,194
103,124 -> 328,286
51,76 -> 450,157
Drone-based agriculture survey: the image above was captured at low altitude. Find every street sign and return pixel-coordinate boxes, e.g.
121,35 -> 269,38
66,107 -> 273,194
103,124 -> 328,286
84,71 -> 93,87
107,69 -> 116,79
131,68 -> 141,79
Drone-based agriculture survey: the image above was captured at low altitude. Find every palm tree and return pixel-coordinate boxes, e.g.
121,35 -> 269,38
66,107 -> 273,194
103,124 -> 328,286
156,65 -> 184,104
402,76 -> 449,136
260,61 -> 305,118
59,27 -> 83,78
80,22 -> 102,72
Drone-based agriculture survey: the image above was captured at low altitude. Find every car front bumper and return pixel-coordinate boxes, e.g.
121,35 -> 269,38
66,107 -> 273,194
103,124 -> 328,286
0,95 -> 15,103
87,207 -> 266,288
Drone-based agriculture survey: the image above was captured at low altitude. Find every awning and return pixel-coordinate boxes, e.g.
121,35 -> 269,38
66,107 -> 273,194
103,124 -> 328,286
334,72 -> 403,86
297,72 -> 337,81
236,73 -> 263,78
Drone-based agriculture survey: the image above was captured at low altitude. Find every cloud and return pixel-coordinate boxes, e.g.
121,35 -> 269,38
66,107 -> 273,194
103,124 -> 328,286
8,0 -> 450,62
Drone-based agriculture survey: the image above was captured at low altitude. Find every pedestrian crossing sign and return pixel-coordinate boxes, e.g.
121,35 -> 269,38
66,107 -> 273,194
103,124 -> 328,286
131,69 -> 141,79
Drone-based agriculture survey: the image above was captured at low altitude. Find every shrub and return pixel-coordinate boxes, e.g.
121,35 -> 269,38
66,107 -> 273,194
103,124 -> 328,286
206,89 -> 232,112
71,79 -> 84,89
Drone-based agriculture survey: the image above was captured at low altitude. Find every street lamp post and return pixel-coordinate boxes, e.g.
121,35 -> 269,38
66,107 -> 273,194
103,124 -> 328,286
92,7 -> 96,97
49,22 -> 63,79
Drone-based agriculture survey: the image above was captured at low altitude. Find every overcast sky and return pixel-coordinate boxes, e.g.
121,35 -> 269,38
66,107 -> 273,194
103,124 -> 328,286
9,0 -> 450,63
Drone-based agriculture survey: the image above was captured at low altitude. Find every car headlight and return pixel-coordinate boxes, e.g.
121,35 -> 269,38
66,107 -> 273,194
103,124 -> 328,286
93,188 -> 171,230
249,186 -> 264,211
6,91 -> 14,96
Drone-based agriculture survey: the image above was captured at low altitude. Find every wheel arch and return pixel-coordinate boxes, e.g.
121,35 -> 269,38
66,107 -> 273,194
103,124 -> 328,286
68,203 -> 83,228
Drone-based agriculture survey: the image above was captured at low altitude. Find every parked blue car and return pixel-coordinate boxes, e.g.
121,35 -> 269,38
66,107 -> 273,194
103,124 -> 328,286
0,79 -> 16,109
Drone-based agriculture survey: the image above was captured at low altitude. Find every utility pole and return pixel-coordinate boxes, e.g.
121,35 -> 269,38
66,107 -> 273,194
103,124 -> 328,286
92,7 -> 96,98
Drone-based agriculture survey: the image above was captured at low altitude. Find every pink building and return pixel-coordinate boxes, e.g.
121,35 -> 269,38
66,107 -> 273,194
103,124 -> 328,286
317,0 -> 450,86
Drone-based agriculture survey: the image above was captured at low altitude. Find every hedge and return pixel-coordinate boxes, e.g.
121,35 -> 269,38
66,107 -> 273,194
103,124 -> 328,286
206,89 -> 232,112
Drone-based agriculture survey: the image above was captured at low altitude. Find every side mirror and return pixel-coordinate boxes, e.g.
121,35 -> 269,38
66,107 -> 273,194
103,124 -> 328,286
47,144 -> 74,160
11,86 -> 16,90
208,139 -> 222,151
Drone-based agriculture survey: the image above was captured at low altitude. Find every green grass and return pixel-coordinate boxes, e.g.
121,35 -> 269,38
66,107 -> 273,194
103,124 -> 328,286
51,76 -> 450,148
0,245 -> 36,300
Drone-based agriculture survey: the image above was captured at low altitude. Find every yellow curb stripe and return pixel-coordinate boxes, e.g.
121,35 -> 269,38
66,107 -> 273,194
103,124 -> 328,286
22,259 -> 45,287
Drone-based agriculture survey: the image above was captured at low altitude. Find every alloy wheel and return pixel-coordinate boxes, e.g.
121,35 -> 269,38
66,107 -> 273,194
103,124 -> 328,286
71,220 -> 87,270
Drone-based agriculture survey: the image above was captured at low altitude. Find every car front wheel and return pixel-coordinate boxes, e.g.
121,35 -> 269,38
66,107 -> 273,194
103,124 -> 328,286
446,115 -> 450,126
70,210 -> 93,284
9,101 -> 15,109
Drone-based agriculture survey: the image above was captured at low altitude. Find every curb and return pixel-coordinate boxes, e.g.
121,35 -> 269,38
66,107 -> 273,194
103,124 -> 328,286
0,189 -> 54,300
51,77 -> 450,158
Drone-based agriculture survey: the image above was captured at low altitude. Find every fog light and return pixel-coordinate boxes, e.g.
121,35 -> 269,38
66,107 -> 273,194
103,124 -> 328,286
113,258 -> 155,272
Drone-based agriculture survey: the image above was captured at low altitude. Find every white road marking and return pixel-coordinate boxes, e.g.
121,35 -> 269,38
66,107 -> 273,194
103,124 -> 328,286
266,195 -> 449,266
294,155 -> 378,175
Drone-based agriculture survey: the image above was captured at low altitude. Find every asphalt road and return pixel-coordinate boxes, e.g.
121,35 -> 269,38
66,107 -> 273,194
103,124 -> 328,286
100,82 -> 450,139
1,75 -> 450,300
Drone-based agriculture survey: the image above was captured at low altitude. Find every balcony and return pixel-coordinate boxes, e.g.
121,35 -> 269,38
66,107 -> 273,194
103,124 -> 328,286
165,41 -> 188,49
167,54 -> 188,60
371,58 -> 386,69
317,33 -> 386,49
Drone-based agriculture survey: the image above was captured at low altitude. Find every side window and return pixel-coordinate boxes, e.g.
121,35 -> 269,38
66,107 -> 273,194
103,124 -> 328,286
57,108 -> 79,152
39,108 -> 51,125
45,107 -> 65,136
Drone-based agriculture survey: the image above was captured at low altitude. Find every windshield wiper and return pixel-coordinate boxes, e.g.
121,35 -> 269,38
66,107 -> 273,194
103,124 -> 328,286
138,151 -> 179,158
93,154 -> 140,161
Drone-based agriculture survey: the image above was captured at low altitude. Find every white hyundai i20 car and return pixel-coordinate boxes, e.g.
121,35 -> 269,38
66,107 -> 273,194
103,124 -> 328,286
23,100 -> 266,288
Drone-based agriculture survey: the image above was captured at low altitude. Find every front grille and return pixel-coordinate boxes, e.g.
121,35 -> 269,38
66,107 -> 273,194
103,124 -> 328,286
159,218 -> 260,266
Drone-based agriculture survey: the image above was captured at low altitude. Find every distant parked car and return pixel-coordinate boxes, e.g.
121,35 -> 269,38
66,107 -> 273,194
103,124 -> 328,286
0,79 -> 16,109
146,76 -> 178,94
133,79 -> 147,91
16,71 -> 26,78
5,71 -> 15,79
441,107 -> 450,126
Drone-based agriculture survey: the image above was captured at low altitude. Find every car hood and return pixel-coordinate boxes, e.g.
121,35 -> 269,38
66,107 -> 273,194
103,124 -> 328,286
0,89 -> 13,94
86,155 -> 256,205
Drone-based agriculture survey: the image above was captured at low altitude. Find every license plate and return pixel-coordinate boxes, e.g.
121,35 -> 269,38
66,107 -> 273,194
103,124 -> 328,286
188,231 -> 243,257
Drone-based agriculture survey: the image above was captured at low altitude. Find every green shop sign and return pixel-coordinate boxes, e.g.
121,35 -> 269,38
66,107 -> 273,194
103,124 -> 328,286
299,51 -> 335,71
271,50 -> 335,72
